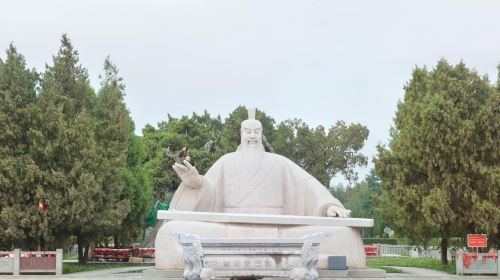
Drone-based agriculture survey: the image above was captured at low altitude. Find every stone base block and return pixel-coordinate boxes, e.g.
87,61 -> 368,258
345,268 -> 386,278
142,268 -> 386,279
157,220 -> 367,270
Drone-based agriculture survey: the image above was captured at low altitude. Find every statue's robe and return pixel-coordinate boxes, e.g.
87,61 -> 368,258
170,151 -> 344,216
158,151 -> 366,270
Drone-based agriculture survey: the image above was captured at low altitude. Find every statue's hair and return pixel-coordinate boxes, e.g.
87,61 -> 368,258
238,115 -> 265,152
247,107 -> 256,120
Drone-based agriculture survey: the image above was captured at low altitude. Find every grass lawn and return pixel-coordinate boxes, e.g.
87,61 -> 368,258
63,254 -> 78,260
375,266 -> 403,273
63,262 -> 153,274
367,257 -> 456,274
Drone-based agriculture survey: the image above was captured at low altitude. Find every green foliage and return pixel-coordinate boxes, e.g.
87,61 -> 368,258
363,238 -> 399,245
0,44 -> 40,249
329,186 -> 348,205
329,169 -> 394,237
367,257 -> 456,274
363,237 -> 465,246
0,37 -> 150,262
119,135 -> 153,243
273,120 -> 369,185
365,169 -> 395,237
143,112 -> 222,199
375,60 -> 500,264
28,36 -> 131,262
95,57 -> 151,245
374,266 -> 402,273
345,181 -> 372,218
0,36 -> 372,257
427,237 -> 465,248
144,106 -> 370,199
63,262 -> 152,274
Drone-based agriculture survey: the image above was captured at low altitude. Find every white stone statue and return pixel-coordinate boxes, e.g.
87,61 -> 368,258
171,108 -> 350,218
156,108 -> 366,270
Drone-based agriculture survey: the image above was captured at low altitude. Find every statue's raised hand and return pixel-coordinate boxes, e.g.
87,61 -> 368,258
172,160 -> 202,189
327,205 -> 351,218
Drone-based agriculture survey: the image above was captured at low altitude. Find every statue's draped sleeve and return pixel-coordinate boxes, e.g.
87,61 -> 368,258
282,156 -> 344,216
170,153 -> 345,217
169,159 -> 222,212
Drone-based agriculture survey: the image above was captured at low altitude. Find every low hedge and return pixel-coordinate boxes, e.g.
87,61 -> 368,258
363,237 -> 466,247
363,238 -> 398,245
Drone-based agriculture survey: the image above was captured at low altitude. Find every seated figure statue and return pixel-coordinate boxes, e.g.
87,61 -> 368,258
156,109 -> 366,270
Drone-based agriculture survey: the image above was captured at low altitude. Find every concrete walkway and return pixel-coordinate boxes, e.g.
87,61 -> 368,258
385,266 -> 499,280
0,266 -> 152,279
0,266 -> 498,279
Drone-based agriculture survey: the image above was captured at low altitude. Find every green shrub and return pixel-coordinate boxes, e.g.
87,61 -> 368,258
363,238 -> 398,245
363,237 -> 466,247
427,237 -> 465,248
367,257 -> 456,274
63,263 -> 153,274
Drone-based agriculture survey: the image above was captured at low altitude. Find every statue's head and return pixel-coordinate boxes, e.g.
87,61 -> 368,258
238,108 -> 264,151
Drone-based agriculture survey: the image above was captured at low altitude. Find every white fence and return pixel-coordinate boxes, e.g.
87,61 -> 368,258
376,244 -> 411,256
0,249 -> 62,275
375,244 -> 452,260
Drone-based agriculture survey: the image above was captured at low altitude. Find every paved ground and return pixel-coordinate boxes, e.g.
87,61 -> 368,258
385,266 -> 499,279
0,266 -> 499,279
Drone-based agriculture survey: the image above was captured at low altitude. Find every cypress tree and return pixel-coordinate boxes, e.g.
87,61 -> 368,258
33,35 -> 129,262
375,60 -> 499,264
95,57 -> 141,244
32,34 -> 98,252
0,44 -> 40,249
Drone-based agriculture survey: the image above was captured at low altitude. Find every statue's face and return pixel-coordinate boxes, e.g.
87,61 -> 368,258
240,120 -> 263,149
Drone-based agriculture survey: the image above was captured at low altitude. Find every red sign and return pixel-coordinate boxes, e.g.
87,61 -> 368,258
467,234 -> 487,247
364,245 -> 380,256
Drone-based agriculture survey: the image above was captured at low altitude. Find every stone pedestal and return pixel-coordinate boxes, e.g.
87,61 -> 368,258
178,232 -> 327,280
156,211 -> 372,271
142,268 -> 387,279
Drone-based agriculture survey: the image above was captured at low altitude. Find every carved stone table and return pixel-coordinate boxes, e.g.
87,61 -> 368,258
178,232 -> 328,280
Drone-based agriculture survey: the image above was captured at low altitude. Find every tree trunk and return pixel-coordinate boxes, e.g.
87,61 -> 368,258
76,233 -> 88,264
440,236 -> 449,265
84,245 -> 89,262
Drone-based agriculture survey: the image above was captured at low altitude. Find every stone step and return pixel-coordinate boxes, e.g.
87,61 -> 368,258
142,268 -> 386,279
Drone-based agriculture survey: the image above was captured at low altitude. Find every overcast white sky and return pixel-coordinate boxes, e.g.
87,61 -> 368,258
1,0 -> 499,184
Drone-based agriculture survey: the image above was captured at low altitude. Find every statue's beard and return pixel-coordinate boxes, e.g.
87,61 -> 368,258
243,140 -> 261,150
237,137 -> 265,152
239,144 -> 264,180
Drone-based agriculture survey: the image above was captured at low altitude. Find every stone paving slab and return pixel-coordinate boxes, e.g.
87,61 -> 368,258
0,275 -> 499,279
0,266 -> 498,280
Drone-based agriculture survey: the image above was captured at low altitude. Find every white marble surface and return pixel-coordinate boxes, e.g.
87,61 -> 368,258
156,110 -> 369,271
169,114 -> 350,218
178,232 -> 326,280
156,221 -> 366,270
158,210 -> 373,227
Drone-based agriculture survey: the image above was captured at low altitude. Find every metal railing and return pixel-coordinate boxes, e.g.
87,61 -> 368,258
376,244 -> 411,256
0,249 -> 62,275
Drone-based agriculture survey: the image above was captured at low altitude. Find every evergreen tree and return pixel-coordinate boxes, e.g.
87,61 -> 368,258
143,114 -> 214,199
273,119 -> 369,186
32,35 -> 129,263
143,106 -> 370,199
120,135 -> 153,243
365,169 -> 394,237
32,34 -> 98,254
0,44 -> 40,248
95,57 -> 150,244
375,60 -> 499,264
